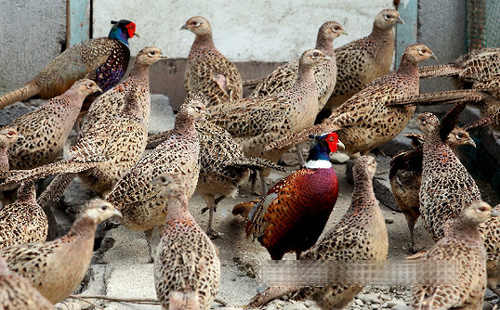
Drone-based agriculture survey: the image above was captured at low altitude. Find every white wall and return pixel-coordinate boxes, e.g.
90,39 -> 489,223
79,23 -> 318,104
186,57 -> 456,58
93,0 -> 394,62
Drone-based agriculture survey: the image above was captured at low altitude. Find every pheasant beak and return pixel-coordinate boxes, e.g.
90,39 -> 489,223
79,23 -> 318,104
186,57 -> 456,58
466,138 -> 476,148
337,139 -> 345,150
180,24 -> 188,30
397,16 -> 405,25
322,55 -> 332,62
112,209 -> 123,218
342,31 -> 349,36
134,32 -> 140,38
491,210 -> 499,217
95,86 -> 103,93
430,53 -> 437,60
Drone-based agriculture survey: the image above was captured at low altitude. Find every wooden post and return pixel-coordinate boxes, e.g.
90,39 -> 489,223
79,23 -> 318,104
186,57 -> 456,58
395,0 -> 418,67
66,0 -> 90,48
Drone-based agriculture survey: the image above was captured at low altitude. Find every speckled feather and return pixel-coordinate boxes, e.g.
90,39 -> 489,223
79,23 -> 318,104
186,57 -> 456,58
0,256 -> 53,310
183,16 -> 242,110
390,125 -> 476,252
0,20 -> 135,109
324,9 -> 403,110
249,21 -> 344,110
6,79 -> 101,170
154,174 -> 220,310
0,199 -> 121,304
107,93 -> 205,232
418,105 -> 482,241
410,201 -> 492,310
0,181 -> 47,250
211,49 -> 329,164
249,156 -> 388,309
1,47 -> 164,196
266,44 -> 435,156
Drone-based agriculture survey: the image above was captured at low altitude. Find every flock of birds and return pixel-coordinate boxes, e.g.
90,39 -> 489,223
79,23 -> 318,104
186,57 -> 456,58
1,7 -> 500,310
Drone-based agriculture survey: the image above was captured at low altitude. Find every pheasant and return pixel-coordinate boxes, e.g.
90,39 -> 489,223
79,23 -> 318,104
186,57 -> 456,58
246,133 -> 344,260
210,49 -> 331,193
417,103 -> 482,241
389,48 -> 500,130
0,127 -> 22,172
147,117 -> 284,238
0,181 -> 47,250
107,92 -> 205,253
410,201 -> 496,310
315,9 -> 404,121
182,16 -> 242,110
0,20 -> 137,109
1,47 -> 166,197
248,21 -> 346,110
5,79 -> 101,171
248,156 -> 388,309
390,114 -> 482,252
0,198 -> 121,304
153,173 -> 220,310
0,256 -> 53,310
265,43 -> 436,158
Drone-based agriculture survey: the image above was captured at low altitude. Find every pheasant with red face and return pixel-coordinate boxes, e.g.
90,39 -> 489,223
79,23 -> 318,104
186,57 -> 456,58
246,132 -> 344,260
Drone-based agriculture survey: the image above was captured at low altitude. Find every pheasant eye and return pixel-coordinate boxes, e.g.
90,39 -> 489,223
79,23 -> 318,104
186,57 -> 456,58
7,131 -> 15,137
100,205 -> 107,211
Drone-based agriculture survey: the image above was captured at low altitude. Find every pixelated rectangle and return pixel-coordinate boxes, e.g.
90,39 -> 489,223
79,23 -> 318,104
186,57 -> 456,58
260,260 -> 460,286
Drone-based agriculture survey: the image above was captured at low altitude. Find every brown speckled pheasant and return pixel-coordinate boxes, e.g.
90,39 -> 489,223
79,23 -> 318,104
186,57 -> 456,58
410,201 -> 496,310
148,116 -> 285,237
1,47 -> 166,197
249,156 -> 388,309
390,111 -> 482,252
0,181 -> 47,250
211,49 -> 330,193
5,79 -> 101,171
182,16 -> 242,110
316,9 -> 404,121
0,256 -> 53,310
249,21 -> 346,110
0,198 -> 121,304
153,173 -> 220,310
265,43 -> 435,157
390,48 -> 500,130
417,103 -> 482,241
246,133 -> 344,260
107,93 -> 205,251
0,20 -> 137,109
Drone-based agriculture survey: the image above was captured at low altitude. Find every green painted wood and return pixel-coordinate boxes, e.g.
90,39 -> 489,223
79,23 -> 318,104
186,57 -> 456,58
67,0 -> 90,47
396,0 -> 418,67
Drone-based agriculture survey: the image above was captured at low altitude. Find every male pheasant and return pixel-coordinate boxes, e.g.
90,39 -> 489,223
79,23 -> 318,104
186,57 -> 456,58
182,16 -> 242,110
265,43 -> 436,158
249,156 -> 388,309
246,132 -> 344,260
0,20 -> 137,108
154,174 -> 220,310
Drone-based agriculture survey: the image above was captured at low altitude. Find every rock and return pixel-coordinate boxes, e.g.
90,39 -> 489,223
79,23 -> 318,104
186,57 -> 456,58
385,300 -> 406,307
482,301 -> 494,310
149,94 -> 175,134
385,217 -> 395,224
283,301 -> 307,310
55,301 -> 82,310
304,300 -> 314,307
357,292 -> 382,304
354,298 -> 364,306
391,305 -> 412,310
79,264 -> 106,309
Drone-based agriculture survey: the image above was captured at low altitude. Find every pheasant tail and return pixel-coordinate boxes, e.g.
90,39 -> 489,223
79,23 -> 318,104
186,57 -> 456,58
2,160 -> 100,186
0,84 -> 40,109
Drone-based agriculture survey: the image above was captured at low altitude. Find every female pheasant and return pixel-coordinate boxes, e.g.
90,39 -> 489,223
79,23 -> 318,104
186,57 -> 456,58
0,20 -> 137,108
246,132 -> 344,260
